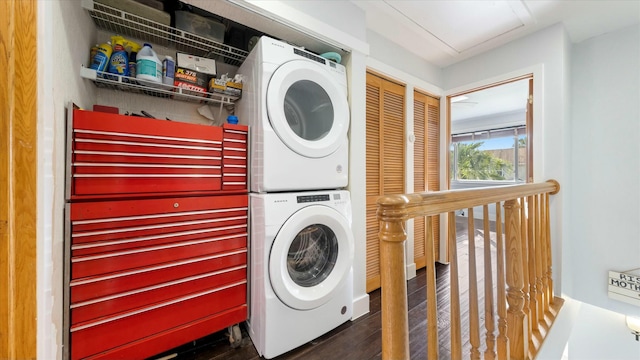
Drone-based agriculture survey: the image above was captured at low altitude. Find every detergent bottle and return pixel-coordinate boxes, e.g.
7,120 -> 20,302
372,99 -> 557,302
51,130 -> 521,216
136,43 -> 162,85
107,36 -> 129,76
89,41 -> 112,73
126,40 -> 141,80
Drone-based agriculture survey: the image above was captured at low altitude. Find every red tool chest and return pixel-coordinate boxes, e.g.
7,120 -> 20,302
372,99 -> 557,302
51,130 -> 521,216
64,109 -> 249,359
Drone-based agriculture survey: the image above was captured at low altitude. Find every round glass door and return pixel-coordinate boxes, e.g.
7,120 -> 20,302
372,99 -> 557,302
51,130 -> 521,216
269,205 -> 354,310
266,60 -> 350,158
287,224 -> 338,288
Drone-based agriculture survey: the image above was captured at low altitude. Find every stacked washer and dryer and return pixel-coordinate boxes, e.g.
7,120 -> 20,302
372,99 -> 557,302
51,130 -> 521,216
235,36 -> 354,359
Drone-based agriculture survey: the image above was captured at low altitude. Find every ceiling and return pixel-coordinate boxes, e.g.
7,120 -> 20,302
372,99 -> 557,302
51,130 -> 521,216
450,78 -> 529,122
353,0 -> 640,68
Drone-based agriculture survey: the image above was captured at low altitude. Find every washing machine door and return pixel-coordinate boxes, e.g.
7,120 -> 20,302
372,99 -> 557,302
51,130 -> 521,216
266,60 -> 350,158
269,205 -> 354,310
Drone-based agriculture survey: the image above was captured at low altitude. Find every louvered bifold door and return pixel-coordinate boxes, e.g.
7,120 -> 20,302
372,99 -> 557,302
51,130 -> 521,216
413,92 -> 441,268
366,72 -> 405,292
68,109 -> 224,200
67,195 -> 248,360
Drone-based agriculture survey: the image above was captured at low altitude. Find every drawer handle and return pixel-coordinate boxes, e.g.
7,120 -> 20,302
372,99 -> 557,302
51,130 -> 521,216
75,129 -> 223,145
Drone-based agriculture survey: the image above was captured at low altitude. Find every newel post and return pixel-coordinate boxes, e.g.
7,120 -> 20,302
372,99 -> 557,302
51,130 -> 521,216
503,199 -> 529,360
379,217 -> 410,360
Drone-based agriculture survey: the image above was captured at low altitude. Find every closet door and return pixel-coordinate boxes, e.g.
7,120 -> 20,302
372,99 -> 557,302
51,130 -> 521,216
413,91 -> 441,268
365,72 -> 405,292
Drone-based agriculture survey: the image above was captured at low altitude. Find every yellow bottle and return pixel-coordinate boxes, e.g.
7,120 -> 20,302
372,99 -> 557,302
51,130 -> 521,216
108,35 -> 129,76
89,41 -> 112,72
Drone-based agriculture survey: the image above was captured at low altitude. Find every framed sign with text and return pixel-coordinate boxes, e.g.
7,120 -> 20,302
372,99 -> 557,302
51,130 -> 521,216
608,269 -> 640,307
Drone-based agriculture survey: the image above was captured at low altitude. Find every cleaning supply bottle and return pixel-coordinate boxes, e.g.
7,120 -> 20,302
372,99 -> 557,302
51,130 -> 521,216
88,43 -> 99,66
107,35 -> 129,76
136,43 -> 162,86
162,55 -> 175,87
126,41 -> 141,80
89,41 -> 112,73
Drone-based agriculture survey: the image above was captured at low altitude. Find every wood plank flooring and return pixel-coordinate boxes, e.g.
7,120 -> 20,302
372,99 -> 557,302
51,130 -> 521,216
149,217 -> 494,360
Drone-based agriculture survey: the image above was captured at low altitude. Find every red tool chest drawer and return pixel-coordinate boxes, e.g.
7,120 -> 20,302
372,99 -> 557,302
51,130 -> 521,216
222,124 -> 248,191
67,195 -> 248,359
68,109 -> 225,199
64,106 -> 250,360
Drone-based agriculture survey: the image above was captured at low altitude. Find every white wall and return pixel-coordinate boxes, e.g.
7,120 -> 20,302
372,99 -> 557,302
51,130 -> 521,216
443,23 -> 571,297
569,24 -> 640,316
567,303 -> 640,359
40,1 -> 98,358
367,30 -> 443,88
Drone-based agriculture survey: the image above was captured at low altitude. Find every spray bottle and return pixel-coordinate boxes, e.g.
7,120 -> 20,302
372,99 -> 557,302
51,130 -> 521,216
107,35 -> 129,76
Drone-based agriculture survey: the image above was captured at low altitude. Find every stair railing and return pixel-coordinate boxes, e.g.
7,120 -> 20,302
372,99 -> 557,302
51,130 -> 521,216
377,180 -> 563,359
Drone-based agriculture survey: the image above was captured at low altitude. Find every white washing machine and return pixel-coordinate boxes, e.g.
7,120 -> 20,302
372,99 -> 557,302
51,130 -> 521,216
236,36 -> 350,193
248,190 -> 354,358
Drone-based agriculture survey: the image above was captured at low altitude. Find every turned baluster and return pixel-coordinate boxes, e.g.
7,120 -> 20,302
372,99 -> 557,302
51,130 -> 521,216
467,209 -> 481,360
540,193 -> 550,312
426,216 -> 439,360
535,194 -> 545,323
504,199 -> 529,360
483,205 -> 496,360
519,197 -> 532,341
448,211 -> 462,360
495,202 -> 510,360
527,195 -> 539,332
545,192 -> 554,303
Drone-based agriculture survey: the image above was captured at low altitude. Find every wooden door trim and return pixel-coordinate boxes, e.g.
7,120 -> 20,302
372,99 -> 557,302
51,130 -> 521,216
0,0 -> 38,358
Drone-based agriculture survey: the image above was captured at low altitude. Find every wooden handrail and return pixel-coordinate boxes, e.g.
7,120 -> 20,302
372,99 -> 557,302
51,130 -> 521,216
377,180 -> 559,220
377,180 -> 563,360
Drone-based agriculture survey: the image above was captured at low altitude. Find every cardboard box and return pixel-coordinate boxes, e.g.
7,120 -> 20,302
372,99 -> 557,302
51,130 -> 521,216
176,53 -> 217,77
174,67 -> 208,96
209,78 -> 243,98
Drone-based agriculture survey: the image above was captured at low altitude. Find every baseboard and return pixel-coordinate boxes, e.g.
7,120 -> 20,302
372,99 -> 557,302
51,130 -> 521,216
406,262 -> 417,280
351,293 -> 370,320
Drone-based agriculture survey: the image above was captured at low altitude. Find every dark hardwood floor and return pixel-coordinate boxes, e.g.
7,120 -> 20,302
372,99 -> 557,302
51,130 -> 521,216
150,217 -> 494,360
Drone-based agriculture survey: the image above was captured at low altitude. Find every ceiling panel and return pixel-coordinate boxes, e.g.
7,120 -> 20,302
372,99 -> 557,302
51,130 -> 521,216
386,0 -> 527,53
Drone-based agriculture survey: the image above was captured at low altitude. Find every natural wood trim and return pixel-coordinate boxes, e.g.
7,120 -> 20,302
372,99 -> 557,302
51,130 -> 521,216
527,79 -> 534,182
378,180 -> 559,221
379,219 -> 409,359
0,0 -> 38,358
365,69 -> 406,87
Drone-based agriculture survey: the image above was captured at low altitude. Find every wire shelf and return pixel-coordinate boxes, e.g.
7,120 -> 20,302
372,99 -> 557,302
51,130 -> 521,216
81,0 -> 249,66
81,67 -> 238,105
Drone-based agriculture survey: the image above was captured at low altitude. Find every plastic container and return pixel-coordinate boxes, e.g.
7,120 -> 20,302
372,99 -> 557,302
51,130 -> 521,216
95,0 -> 170,25
175,11 -> 225,43
89,41 -> 112,72
136,43 -> 162,85
107,35 -> 129,76
162,55 -> 175,86
226,115 -> 238,125
127,41 -> 141,80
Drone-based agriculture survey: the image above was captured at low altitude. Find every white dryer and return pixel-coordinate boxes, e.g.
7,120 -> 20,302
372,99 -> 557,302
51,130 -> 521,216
236,36 -> 350,193
248,190 -> 354,359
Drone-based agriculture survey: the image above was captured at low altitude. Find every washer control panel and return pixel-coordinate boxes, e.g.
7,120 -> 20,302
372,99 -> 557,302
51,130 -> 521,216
296,194 -> 330,203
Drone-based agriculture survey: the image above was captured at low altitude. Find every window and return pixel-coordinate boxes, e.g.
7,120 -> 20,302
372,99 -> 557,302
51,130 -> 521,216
448,77 -> 532,186
450,126 -> 527,182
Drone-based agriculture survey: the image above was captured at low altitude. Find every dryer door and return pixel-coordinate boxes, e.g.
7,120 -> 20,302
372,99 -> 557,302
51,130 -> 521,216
269,205 -> 354,310
266,60 -> 350,158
